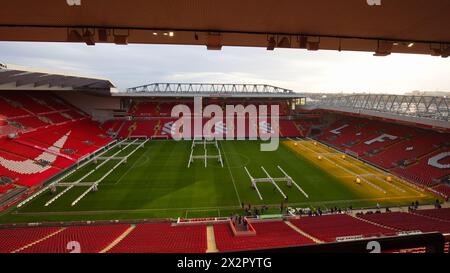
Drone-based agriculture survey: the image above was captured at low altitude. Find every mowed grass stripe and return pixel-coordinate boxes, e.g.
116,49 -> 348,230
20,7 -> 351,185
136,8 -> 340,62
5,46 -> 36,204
4,140 -> 439,223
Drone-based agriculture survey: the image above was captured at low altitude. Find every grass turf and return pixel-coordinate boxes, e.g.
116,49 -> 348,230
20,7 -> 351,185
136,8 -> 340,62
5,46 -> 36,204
0,139 -> 438,223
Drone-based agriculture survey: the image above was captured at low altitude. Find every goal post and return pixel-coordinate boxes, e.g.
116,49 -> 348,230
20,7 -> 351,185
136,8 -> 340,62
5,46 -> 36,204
188,138 -> 223,168
244,165 -> 310,200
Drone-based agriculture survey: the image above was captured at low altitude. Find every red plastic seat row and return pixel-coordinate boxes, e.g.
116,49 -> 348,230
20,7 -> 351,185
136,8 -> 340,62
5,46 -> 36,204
432,184 -> 450,198
289,214 -> 393,242
1,93 -> 53,114
0,226 -> 61,253
0,184 -> 15,194
109,223 -> 207,253
213,221 -> 314,252
413,208 -> 450,222
18,224 -> 130,253
358,212 -> 450,233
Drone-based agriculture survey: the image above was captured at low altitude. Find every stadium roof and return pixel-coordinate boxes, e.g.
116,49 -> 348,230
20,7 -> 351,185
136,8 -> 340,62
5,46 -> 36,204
1,0 -> 449,57
308,93 -> 450,130
0,64 -> 117,94
123,83 -> 303,98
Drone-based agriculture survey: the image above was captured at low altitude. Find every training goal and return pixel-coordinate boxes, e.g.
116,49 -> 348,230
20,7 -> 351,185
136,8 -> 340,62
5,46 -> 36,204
21,138 -> 149,208
188,138 -> 224,168
244,165 -> 309,200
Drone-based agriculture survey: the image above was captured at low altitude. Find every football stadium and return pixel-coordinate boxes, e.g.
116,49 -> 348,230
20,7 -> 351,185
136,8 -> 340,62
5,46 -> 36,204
0,1 -> 449,256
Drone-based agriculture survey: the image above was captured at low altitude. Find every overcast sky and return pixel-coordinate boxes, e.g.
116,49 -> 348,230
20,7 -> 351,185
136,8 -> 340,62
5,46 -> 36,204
1,42 -> 450,94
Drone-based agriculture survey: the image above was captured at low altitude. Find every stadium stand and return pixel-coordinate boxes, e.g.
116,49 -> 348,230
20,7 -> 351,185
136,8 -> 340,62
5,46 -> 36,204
117,99 -> 305,138
0,226 -> 61,253
412,208 -> 450,222
289,214 -> 394,242
213,220 -> 314,251
0,92 -> 113,208
18,224 -> 130,253
358,212 -> 450,233
279,120 -> 302,137
0,184 -> 15,194
0,96 -> 29,117
43,112 -> 72,124
1,209 -> 448,253
108,223 -> 207,253
317,115 -> 450,196
432,185 -> 450,199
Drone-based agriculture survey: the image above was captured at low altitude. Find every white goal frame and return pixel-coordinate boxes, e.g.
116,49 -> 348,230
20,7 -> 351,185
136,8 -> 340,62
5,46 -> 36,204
41,138 -> 148,207
244,165 -> 309,200
188,138 -> 224,168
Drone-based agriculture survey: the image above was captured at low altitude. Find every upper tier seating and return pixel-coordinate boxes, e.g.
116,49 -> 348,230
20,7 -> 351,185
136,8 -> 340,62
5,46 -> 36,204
109,223 -> 207,253
11,116 -> 49,130
213,221 -> 313,252
43,112 -> 72,124
0,97 -> 29,117
2,93 -> 55,114
0,92 -> 87,137
129,100 -> 290,117
0,93 -> 113,191
115,118 -> 311,139
0,184 -> 15,194
289,214 -> 394,242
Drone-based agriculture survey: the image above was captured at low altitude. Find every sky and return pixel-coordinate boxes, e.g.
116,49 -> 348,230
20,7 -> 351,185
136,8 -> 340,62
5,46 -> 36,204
1,41 -> 450,94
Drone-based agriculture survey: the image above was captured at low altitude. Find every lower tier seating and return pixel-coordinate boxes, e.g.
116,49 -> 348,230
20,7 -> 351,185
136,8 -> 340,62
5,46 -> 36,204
432,184 -> 450,199
413,208 -> 450,222
358,212 -> 450,233
108,223 -> 207,253
213,221 -> 314,252
0,212 -> 449,253
0,226 -> 61,253
19,224 -> 130,253
289,214 -> 394,242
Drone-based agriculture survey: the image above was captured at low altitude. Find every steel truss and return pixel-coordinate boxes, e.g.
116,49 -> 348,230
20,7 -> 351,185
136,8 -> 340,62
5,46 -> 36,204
127,83 -> 294,94
315,94 -> 449,122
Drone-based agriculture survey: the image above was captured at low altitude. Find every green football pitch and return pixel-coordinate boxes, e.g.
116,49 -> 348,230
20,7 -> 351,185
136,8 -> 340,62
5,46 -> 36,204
0,139 -> 437,223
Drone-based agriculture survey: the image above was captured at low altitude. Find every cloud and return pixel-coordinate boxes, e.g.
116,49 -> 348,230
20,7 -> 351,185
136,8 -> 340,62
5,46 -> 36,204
1,42 -> 450,94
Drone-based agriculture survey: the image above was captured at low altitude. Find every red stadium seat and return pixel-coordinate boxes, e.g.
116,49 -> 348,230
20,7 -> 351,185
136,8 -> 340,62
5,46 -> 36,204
0,226 -> 61,253
358,212 -> 450,233
18,224 -> 130,253
108,223 -> 207,253
289,214 -> 394,242
213,220 -> 314,251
